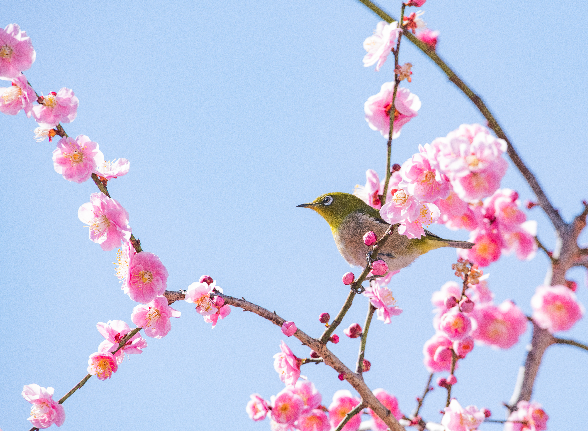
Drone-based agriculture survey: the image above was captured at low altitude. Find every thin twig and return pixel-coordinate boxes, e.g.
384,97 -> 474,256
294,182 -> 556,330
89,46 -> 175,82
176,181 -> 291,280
553,337 -> 588,352
446,351 -> 457,407
356,303 -> 376,376
412,373 -> 434,418
334,402 -> 366,431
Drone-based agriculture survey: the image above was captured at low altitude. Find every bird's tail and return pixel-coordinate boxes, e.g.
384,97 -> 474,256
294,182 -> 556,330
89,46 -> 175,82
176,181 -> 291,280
442,239 -> 474,249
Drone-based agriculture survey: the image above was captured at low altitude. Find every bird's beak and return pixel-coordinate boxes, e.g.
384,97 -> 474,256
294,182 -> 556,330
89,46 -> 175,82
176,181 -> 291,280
296,203 -> 314,208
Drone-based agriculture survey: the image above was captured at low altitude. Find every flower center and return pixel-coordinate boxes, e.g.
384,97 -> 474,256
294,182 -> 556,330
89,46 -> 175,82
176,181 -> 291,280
195,295 -> 215,312
0,44 -> 14,59
392,189 -> 409,206
2,85 -> 22,103
44,94 -> 57,108
466,154 -> 480,169
31,401 -> 52,418
139,270 -> 153,284
146,308 -> 161,327
380,288 -> 396,306
418,205 -> 434,226
91,214 -> 111,236
97,358 -> 113,376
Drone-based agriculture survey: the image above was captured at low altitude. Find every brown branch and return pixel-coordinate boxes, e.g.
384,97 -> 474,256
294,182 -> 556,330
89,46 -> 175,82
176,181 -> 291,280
356,303 -> 376,376
553,337 -> 588,352
334,402 -> 365,431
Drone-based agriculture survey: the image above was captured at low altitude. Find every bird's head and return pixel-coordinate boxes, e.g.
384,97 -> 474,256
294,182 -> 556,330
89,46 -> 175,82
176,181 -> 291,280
297,192 -> 379,231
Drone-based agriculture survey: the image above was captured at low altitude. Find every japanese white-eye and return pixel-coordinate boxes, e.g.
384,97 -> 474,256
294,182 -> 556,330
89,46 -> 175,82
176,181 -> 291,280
298,192 -> 474,272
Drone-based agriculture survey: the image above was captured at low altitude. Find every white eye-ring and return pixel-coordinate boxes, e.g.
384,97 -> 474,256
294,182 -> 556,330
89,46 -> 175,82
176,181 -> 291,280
322,195 -> 334,206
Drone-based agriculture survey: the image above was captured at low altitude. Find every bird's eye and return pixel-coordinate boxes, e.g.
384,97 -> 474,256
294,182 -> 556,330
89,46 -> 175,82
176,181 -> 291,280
322,195 -> 334,206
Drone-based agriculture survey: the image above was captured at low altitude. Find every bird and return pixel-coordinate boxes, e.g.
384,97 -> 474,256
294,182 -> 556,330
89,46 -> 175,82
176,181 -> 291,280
297,192 -> 474,272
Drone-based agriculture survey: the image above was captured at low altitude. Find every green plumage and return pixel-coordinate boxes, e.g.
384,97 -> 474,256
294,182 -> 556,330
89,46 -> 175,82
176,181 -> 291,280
298,192 -> 474,271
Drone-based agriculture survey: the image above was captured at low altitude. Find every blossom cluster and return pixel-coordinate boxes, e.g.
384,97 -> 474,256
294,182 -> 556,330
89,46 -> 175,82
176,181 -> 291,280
247,380 -> 402,431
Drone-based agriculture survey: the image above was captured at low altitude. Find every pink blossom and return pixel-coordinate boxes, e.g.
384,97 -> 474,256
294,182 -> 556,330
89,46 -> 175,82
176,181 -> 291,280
435,192 -> 481,231
32,87 -> 78,128
328,390 -> 361,431
439,308 -> 472,341
95,157 -> 130,180
0,74 -> 35,116
342,272 -> 355,285
53,135 -> 103,183
403,11 -> 427,34
274,341 -> 301,386
281,321 -> 297,337
371,259 -> 388,276
246,394 -> 270,421
354,169 -> 402,209
368,389 -> 402,430
292,380 -> 322,413
431,281 -> 462,312
97,320 -> 147,364
297,409 -> 330,431
185,281 -> 217,316
380,188 -> 440,238
406,0 -> 426,6
453,336 -> 475,358
115,240 -> 135,284
531,285 -> 584,333
202,295 -> 231,328
131,296 -> 181,338
466,277 -> 493,305
416,29 -> 439,50
363,21 -> 401,71
423,333 -> 453,372
504,221 -> 537,260
344,323 -> 363,338
486,189 -> 526,232
504,401 -> 548,431
22,384 -> 65,429
400,150 -> 451,202
78,193 -> 132,251
87,352 -> 118,380
471,301 -> 527,349
271,388 -> 304,424
123,252 -> 169,303
0,24 -> 36,80
460,229 -> 503,267
441,399 -> 485,431
364,82 -> 421,139
363,284 -> 403,323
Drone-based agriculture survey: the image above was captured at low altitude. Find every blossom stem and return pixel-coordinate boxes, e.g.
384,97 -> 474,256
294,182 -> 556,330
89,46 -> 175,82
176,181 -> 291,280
58,374 -> 92,405
381,4 -> 406,206
412,372 -> 434,418
445,350 -> 457,407
534,236 -> 555,263
334,402 -> 366,431
320,289 -> 356,344
355,0 -> 565,232
356,303 -> 376,375
553,337 -> 588,352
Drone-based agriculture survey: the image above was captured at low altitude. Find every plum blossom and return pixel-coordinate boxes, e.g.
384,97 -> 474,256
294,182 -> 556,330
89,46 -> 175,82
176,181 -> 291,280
363,21 -> 401,71
368,389 -> 402,430
416,29 -> 439,50
406,0 -> 426,5
292,380 -> 322,413
97,320 -> 146,364
185,280 -> 231,327
271,388 -> 304,425
423,332 -> 454,372
32,87 -> 78,127
132,296 -> 181,338
471,301 -> 527,349
371,259 -> 389,276
95,157 -> 130,180
87,352 -> 118,380
400,149 -> 451,202
22,384 -> 65,429
364,82 -> 421,139
453,336 -> 475,358
441,399 -> 485,431
281,321 -> 297,337
274,341 -> 301,386
0,24 -> 36,80
123,252 -> 168,303
328,390 -> 361,431
531,285 -> 584,333
363,283 -> 403,323
0,74 -> 35,116
380,188 -> 440,238
435,192 -> 481,231
52,135 -> 103,183
504,400 -> 548,431
459,228 -> 503,267
297,409 -> 330,431
246,394 -> 270,421
78,193 -> 131,251
354,168 -> 402,209
439,308 -> 472,341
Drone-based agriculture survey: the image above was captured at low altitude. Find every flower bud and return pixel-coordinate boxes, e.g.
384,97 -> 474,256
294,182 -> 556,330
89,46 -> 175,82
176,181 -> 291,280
437,377 -> 448,388
362,359 -> 371,372
482,408 -> 492,418
281,321 -> 297,337
363,231 -> 377,246
446,374 -> 457,385
392,163 -> 401,172
342,272 -> 355,285
566,280 -> 578,292
459,298 -> 475,313
319,313 -> 330,324
199,275 -> 214,285
444,296 -> 458,309
338,373 -> 345,381
371,260 -> 388,276
310,350 -> 320,359
344,323 -> 363,339
330,334 -> 340,344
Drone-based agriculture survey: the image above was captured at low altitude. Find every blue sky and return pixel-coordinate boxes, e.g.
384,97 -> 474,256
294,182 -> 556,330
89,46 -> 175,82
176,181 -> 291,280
1,0 -> 587,430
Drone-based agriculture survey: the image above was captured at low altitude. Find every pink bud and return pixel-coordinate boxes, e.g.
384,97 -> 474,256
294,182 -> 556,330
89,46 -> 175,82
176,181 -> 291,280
342,272 -> 355,285
526,200 -> 538,209
319,313 -> 330,324
330,334 -> 340,344
338,373 -> 345,381
344,323 -> 363,339
482,408 -> 492,418
310,350 -> 320,359
363,231 -> 378,246
445,296 -> 458,309
371,260 -> 388,276
433,346 -> 452,363
566,280 -> 578,292
281,321 -> 297,337
213,296 -> 225,307
362,359 -> 371,372
437,377 -> 448,388
446,374 -> 457,385
392,163 -> 401,172
199,275 -> 214,285
459,298 -> 475,313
